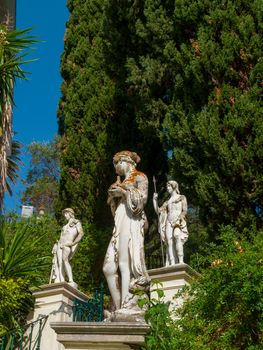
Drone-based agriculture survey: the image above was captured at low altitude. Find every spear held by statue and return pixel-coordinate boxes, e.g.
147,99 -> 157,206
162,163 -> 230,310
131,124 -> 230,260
153,176 -> 165,266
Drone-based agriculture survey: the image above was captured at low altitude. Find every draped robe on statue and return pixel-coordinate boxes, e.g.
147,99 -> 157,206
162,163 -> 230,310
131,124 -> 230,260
104,168 -> 150,308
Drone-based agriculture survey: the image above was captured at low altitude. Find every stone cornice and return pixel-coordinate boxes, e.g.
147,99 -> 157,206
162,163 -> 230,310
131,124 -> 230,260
148,263 -> 200,283
32,282 -> 89,302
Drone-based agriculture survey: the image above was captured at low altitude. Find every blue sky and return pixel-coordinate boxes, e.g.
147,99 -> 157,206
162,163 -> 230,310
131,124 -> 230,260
4,1 -> 69,213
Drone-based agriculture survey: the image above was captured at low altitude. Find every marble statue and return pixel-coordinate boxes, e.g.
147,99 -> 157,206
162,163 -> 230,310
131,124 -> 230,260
103,151 -> 150,320
49,208 -> 84,287
153,180 -> 188,265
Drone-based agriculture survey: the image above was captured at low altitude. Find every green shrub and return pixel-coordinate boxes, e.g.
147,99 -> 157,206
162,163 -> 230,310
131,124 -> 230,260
143,227 -> 263,349
0,278 -> 33,336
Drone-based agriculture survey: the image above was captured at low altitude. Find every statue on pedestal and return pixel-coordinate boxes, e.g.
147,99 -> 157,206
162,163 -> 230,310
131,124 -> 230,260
50,208 -> 84,287
103,151 -> 150,321
153,180 -> 188,265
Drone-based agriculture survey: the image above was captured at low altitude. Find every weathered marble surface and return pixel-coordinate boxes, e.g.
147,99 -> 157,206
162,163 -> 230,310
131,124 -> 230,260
148,263 -> 199,315
51,321 -> 149,350
50,208 -> 84,287
29,282 -> 89,350
103,151 -> 150,321
153,180 -> 189,265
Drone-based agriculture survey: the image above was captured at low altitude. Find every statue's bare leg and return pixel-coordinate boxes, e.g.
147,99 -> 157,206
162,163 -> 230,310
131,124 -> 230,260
174,229 -> 184,263
56,247 -> 65,282
64,262 -> 73,282
54,257 -> 60,283
103,239 -> 121,310
62,247 -> 74,282
166,223 -> 175,265
119,229 -> 130,306
64,260 -> 74,282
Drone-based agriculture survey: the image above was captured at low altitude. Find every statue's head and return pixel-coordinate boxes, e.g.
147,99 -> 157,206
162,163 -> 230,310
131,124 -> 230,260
113,151 -> 140,176
113,150 -> 140,167
62,208 -> 75,219
167,180 -> 180,194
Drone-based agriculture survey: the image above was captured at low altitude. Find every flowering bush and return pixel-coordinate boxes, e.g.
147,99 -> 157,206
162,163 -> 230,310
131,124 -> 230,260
143,226 -> 263,349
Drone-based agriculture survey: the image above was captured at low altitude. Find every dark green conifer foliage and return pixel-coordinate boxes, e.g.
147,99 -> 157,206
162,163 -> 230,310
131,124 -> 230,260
58,1 -> 168,285
59,0 -> 262,279
58,0 -> 115,224
58,0 -> 167,226
101,0 -> 168,217
125,0 -> 263,234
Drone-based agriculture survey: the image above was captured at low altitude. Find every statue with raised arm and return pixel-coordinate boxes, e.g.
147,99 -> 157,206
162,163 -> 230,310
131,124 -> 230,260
153,180 -> 188,265
103,151 -> 150,320
50,208 -> 84,287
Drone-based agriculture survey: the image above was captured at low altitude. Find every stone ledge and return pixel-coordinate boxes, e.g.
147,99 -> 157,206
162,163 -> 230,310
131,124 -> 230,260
51,322 -> 149,335
51,322 -> 150,349
32,282 -> 89,302
148,263 -> 200,314
148,263 -> 199,282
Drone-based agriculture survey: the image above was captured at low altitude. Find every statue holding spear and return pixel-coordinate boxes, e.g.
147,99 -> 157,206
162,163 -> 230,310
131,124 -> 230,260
153,178 -> 188,265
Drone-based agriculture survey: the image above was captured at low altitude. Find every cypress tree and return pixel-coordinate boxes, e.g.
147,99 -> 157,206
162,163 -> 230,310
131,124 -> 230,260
58,0 -> 168,285
58,0 -> 167,225
58,0 -> 263,271
125,0 -> 263,235
58,0 -> 115,224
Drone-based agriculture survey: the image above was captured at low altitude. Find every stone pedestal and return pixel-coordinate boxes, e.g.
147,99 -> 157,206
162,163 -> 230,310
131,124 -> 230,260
29,283 -> 149,350
28,282 -> 89,350
148,263 -> 199,310
51,322 -> 149,350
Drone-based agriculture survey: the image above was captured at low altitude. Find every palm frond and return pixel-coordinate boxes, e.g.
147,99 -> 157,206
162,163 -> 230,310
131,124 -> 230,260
0,221 -> 50,284
0,26 -> 37,122
5,28 -> 37,50
0,27 -> 37,209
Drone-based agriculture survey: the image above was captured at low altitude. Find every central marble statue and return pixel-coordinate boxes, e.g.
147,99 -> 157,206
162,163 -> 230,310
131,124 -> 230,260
103,150 -> 150,319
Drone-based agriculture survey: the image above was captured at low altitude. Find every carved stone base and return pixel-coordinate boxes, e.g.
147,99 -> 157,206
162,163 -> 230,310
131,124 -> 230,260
28,282 -> 89,350
110,309 -> 145,324
104,289 -> 148,324
148,263 -> 199,312
51,322 -> 149,350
